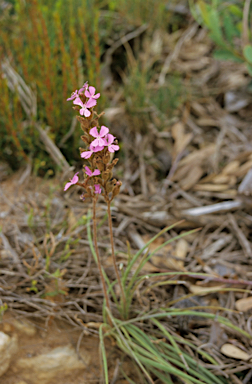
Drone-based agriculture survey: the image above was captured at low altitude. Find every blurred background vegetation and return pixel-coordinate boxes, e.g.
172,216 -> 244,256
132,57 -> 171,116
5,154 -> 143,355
0,0 -> 249,176
0,0 -> 188,174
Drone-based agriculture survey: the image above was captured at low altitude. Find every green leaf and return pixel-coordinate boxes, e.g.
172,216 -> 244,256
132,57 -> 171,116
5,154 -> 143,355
214,49 -> 243,62
197,0 -> 210,25
228,4 -> 243,18
244,45 -> 252,64
207,10 -> 225,47
223,14 -> 237,45
99,325 -> 109,384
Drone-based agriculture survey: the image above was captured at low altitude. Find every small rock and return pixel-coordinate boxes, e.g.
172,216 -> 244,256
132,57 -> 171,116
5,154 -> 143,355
12,319 -> 36,336
14,345 -> 90,384
0,331 -> 18,377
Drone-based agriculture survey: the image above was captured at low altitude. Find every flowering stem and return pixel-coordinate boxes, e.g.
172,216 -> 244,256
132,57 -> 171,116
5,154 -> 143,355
92,197 -> 111,315
107,200 -> 126,317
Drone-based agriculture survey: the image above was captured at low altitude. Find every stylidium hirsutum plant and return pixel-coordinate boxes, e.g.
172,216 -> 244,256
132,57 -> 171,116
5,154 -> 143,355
64,82 -> 124,317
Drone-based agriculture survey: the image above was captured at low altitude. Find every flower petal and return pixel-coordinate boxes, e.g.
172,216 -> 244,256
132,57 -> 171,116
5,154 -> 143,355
94,184 -> 102,194
93,93 -> 100,99
85,166 -> 92,176
71,172 -> 79,184
100,125 -> 109,137
93,169 -> 101,176
67,90 -> 78,101
64,182 -> 72,191
73,97 -> 83,106
84,109 -> 91,117
91,138 -> 100,147
106,134 -> 115,145
98,138 -> 106,146
90,127 -> 99,138
81,151 -> 92,159
91,144 -> 104,152
90,86 -> 96,95
86,98 -> 96,108
79,82 -> 88,93
85,90 -> 91,98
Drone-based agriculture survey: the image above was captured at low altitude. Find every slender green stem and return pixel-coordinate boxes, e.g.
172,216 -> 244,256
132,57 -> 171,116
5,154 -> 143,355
107,200 -> 126,316
92,197 -> 111,314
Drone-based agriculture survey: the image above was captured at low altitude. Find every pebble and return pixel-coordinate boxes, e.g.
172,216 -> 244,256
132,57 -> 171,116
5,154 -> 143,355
13,344 -> 90,384
0,331 -> 18,377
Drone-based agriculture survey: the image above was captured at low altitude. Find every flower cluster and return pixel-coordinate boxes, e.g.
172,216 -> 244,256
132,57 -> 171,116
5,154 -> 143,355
64,82 -> 121,202
67,83 -> 100,117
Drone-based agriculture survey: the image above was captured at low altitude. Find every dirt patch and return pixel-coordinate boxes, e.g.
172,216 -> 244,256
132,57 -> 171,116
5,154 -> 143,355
0,314 -> 102,384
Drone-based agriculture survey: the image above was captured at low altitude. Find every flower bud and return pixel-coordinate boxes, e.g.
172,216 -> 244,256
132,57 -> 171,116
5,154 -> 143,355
106,179 -> 116,193
77,115 -> 90,132
103,170 -> 113,182
103,152 -> 111,164
112,180 -> 122,199
94,157 -> 104,172
80,135 -> 89,144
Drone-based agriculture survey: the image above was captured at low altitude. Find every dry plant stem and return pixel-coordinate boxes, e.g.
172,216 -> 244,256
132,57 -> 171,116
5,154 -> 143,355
107,200 -> 126,312
92,198 -> 111,313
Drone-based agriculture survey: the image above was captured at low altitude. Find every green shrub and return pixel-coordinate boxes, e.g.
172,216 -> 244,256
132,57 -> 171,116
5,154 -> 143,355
190,0 -> 252,74
0,0 -> 104,169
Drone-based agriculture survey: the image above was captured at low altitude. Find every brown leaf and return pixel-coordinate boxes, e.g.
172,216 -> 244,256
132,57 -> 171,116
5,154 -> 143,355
235,297 -> 252,312
180,165 -> 204,190
189,285 -> 225,295
175,239 -> 188,269
171,122 -> 193,158
220,344 -> 251,361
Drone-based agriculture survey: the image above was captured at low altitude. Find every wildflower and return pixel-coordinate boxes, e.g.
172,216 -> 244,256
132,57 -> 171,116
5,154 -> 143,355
84,166 -> 101,177
74,97 -> 97,117
67,90 -> 79,101
94,184 -> 102,194
67,83 -> 89,101
64,172 -> 79,191
81,144 -> 104,159
78,81 -> 89,94
85,86 -> 100,101
90,126 -> 109,147
105,134 -> 119,153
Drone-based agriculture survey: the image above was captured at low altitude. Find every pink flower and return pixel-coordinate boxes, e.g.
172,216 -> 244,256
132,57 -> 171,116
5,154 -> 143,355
90,126 -> 109,147
94,184 -> 102,194
81,144 -> 104,159
67,83 -> 89,101
73,97 -> 96,117
67,90 -> 79,101
84,166 -> 101,177
105,134 -> 120,153
85,86 -> 100,101
78,81 -> 88,94
64,172 -> 79,191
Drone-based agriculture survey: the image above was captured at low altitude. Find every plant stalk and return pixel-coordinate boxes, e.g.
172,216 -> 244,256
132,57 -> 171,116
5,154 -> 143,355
92,198 -> 111,314
107,200 -> 126,316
